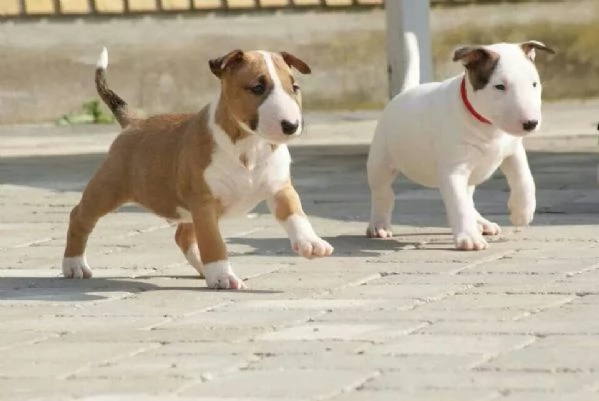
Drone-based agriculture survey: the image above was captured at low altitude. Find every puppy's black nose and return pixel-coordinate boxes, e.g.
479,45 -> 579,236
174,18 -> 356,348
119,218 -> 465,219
522,120 -> 538,132
281,119 -> 299,135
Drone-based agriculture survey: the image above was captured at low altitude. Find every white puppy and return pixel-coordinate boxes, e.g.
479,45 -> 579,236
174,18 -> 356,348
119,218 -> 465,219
367,34 -> 555,250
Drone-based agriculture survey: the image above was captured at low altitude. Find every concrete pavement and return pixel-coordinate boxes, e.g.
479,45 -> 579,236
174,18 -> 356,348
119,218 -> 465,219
1,101 -> 599,400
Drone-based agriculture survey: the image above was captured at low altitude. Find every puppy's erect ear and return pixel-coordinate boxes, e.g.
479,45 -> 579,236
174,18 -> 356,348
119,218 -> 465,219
453,46 -> 498,68
520,40 -> 556,62
280,51 -> 312,74
209,49 -> 244,78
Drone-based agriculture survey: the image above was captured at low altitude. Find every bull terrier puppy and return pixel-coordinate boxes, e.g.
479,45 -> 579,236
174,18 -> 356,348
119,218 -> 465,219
367,35 -> 555,250
62,48 -> 333,289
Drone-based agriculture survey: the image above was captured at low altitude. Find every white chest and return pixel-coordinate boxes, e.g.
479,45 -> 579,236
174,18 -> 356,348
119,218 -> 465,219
204,139 -> 291,218
467,134 -> 520,185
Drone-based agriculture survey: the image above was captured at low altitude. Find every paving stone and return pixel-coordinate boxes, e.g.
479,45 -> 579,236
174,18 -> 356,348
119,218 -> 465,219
250,353 -> 481,372
147,340 -> 367,357
79,353 -> 248,380
255,322 -> 425,342
220,299 -> 387,311
155,309 -> 314,329
181,369 -> 375,399
322,283 -> 474,301
361,371 -> 597,392
330,389 -> 498,401
413,293 -> 575,315
76,397 -> 301,401
365,334 -> 535,356
0,377 -> 188,400
488,391 -> 599,401
480,336 -> 599,372
420,319 -> 599,336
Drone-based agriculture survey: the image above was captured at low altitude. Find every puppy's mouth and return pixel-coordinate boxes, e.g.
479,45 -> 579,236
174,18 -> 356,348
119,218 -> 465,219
505,126 -> 540,137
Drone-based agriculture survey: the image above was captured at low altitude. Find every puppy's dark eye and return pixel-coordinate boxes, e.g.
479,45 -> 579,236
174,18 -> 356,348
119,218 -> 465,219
494,84 -> 506,91
533,82 -> 538,88
292,83 -> 300,93
249,83 -> 266,96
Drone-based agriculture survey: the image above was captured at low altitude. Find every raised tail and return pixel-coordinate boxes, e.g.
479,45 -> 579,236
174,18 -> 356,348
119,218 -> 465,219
399,32 -> 420,93
95,47 -> 134,128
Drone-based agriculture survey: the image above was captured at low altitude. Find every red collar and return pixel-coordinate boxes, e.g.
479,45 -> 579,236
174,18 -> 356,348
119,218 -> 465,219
460,77 -> 491,125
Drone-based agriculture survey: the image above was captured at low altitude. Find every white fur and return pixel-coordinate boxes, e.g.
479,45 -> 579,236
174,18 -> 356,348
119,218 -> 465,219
174,206 -> 193,223
97,47 -> 108,70
399,32 -> 420,93
203,260 -> 246,289
205,101 -> 291,219
367,42 -> 538,250
279,214 -> 334,259
184,244 -> 204,276
256,51 -> 302,142
62,255 -> 92,279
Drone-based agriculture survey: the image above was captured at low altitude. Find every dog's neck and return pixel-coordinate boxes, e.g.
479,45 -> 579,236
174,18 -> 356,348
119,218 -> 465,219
460,77 -> 492,125
213,95 -> 252,144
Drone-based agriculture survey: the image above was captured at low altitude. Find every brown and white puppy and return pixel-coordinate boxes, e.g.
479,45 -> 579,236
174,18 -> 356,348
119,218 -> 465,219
62,48 -> 333,289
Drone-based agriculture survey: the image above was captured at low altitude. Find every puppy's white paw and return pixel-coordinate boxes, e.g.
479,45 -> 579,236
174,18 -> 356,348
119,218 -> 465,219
62,256 -> 93,279
478,220 -> 502,236
508,194 -> 535,227
203,260 -> 246,290
292,236 -> 334,259
284,214 -> 333,259
454,229 -> 488,251
366,222 -> 393,238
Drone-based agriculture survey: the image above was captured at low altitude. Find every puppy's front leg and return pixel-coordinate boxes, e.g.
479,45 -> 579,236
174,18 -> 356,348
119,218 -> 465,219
438,168 -> 488,251
189,200 -> 245,290
500,142 -> 536,226
267,182 -> 334,259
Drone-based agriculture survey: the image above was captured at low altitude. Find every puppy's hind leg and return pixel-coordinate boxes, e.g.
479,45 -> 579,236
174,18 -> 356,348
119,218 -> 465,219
63,162 -> 128,278
175,223 -> 204,278
469,186 -> 502,236
366,149 -> 398,239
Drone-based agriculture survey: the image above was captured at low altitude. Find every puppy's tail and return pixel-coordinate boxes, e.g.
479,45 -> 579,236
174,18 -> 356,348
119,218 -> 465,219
399,32 -> 420,93
95,47 -> 135,128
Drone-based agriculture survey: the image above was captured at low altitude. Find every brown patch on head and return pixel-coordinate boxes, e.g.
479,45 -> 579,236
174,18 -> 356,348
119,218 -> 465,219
453,46 -> 500,91
211,51 -> 271,142
520,40 -> 556,62
270,53 -> 304,109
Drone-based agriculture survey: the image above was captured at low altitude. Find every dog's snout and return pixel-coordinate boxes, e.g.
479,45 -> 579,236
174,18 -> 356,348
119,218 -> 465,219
281,119 -> 299,135
522,120 -> 538,132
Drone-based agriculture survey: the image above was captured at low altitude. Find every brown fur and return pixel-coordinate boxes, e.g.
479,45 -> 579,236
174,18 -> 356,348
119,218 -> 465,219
64,49 -> 312,278
272,181 -> 306,221
453,46 -> 500,91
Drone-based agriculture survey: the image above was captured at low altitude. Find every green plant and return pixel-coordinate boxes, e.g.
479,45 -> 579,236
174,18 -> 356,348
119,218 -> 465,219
56,99 -> 115,125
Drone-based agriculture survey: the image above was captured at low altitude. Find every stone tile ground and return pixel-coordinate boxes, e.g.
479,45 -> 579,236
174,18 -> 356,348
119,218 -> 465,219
1,106 -> 599,400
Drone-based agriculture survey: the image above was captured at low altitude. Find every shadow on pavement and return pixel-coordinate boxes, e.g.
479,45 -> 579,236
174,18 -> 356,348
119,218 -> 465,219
227,234 -> 444,258
1,144 -> 598,224
0,276 -> 281,302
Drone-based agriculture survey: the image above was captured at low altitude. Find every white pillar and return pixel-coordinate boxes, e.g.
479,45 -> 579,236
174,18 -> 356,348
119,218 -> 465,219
385,0 -> 432,98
